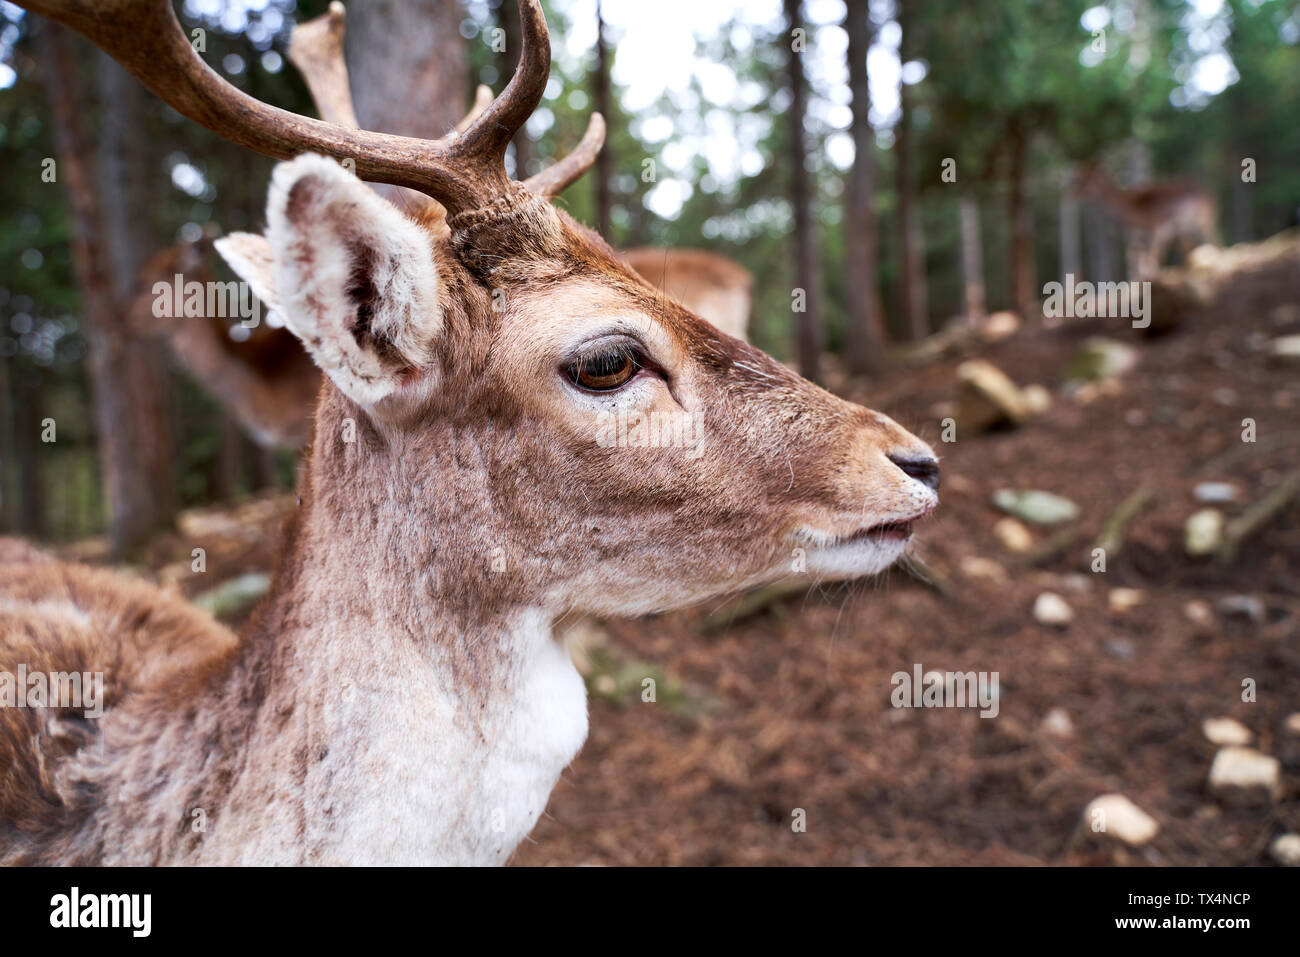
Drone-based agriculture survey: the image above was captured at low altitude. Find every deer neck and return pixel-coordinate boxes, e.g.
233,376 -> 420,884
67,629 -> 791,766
105,412 -> 588,866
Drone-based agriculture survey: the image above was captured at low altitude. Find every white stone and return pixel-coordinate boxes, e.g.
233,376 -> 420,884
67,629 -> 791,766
993,517 -> 1034,553
1033,592 -> 1073,628
1042,707 -> 1074,738
1184,508 -> 1224,556
1184,599 -> 1214,627
960,556 -> 1007,582
1108,588 -> 1144,613
1194,481 -> 1239,504
1208,746 -> 1282,804
1269,834 -> 1300,866
1084,794 -> 1159,847
1269,334 -> 1300,365
1202,717 -> 1252,746
1022,384 -> 1052,414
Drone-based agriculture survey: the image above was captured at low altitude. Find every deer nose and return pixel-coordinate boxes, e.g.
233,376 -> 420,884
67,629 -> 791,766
888,454 -> 940,491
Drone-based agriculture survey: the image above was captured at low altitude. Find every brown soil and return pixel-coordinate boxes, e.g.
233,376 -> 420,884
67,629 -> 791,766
100,250 -> 1300,866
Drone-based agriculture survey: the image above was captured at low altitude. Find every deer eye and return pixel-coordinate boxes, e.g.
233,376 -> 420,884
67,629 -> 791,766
565,343 -> 644,392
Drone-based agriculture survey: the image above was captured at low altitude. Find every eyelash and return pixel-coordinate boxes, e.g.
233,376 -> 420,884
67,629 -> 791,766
564,342 -> 647,392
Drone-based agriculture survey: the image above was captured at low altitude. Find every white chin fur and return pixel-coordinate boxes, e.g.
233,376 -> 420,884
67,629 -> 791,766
804,537 -> 909,578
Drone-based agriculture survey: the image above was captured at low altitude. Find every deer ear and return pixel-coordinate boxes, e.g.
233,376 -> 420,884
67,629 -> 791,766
260,154 -> 442,408
214,232 -> 279,314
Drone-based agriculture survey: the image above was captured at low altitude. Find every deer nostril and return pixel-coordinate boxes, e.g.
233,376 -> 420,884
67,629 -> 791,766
889,454 -> 940,491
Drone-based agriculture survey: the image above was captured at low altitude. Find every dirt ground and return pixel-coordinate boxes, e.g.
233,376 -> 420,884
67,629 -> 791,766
509,253 -> 1300,866
91,243 -> 1300,866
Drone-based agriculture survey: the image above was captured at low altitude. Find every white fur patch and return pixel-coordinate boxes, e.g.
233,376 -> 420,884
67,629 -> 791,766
263,154 -> 442,408
213,232 -> 279,315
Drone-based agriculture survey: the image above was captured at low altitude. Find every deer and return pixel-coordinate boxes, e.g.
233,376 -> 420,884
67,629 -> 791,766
1,0 -> 939,866
134,4 -> 756,452
621,247 -> 753,342
1073,161 -> 1219,280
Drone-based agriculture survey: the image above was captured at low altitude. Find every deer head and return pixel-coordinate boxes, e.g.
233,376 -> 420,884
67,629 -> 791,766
30,0 -> 938,618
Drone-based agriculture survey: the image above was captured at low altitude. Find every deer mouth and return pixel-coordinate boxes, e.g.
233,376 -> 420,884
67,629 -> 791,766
848,520 -> 916,543
841,505 -> 935,545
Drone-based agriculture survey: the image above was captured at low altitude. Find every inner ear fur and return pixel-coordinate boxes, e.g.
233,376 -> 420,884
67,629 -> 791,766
261,153 -> 442,408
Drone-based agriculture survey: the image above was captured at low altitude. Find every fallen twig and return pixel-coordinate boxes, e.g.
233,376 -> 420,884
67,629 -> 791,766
1092,486 -> 1154,559
1217,471 -> 1300,563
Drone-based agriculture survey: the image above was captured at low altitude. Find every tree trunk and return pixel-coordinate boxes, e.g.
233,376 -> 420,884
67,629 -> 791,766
895,6 -> 928,340
1084,200 -> 1116,282
347,0 -> 465,139
959,196 -> 986,323
40,25 -> 175,556
1008,128 -> 1035,317
843,0 -> 886,372
8,364 -> 46,539
97,51 -> 179,528
499,0 -> 534,178
784,0 -> 823,382
593,0 -> 613,237
0,352 -> 17,533
1059,171 -> 1081,282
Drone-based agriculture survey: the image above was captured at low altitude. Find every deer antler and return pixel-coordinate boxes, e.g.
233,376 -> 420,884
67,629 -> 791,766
286,1 -> 358,129
24,0 -> 603,214
288,1 -> 595,198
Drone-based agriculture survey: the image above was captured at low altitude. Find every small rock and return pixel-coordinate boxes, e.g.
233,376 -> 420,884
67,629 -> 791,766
1269,834 -> 1300,866
1184,508 -> 1224,556
1217,594 -> 1266,624
960,556 -> 1007,581
1105,638 -> 1135,660
1269,334 -> 1300,365
1184,599 -> 1214,627
1084,794 -> 1160,847
979,310 -> 1021,342
1270,303 -> 1300,326
1033,592 -> 1073,628
957,360 -> 1029,432
1069,337 -> 1138,381
1193,481 -> 1240,504
1060,573 -> 1093,594
1042,707 -> 1074,738
1071,381 -> 1102,405
1108,588 -> 1144,613
1284,713 -> 1300,736
993,489 -> 1080,526
993,517 -> 1034,553
1021,384 -> 1052,414
1208,746 -> 1282,805
1202,717 -> 1252,746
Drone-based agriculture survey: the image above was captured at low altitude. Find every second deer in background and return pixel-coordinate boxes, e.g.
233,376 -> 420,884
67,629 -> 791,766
1074,161 -> 1219,280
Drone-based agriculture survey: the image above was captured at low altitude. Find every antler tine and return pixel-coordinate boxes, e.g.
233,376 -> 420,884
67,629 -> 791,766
445,0 -> 548,185
286,1 -> 358,128
456,85 -> 495,136
525,112 -> 606,198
